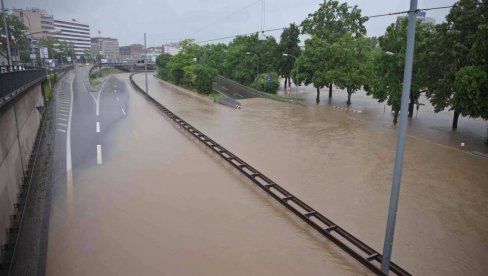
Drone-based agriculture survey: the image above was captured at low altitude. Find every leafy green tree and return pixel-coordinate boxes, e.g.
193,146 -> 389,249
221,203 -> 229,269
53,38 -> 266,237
223,34 -> 260,84
426,0 -> 488,128
300,0 -> 368,101
301,0 -> 367,43
58,41 -> 75,63
327,32 -> 371,105
199,43 -> 227,75
296,37 -> 332,103
278,23 -> 301,89
0,13 -> 28,64
39,37 -> 59,59
83,48 -> 92,63
167,39 -> 200,85
367,18 -> 434,122
192,64 -> 218,94
156,53 -> 172,80
258,36 -> 280,74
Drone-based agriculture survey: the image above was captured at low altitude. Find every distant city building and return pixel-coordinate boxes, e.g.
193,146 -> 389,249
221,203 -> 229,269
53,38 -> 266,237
119,44 -> 145,61
397,11 -> 435,25
92,37 -> 120,62
163,43 -> 181,56
12,8 -> 55,39
53,19 -> 91,59
146,46 -> 164,62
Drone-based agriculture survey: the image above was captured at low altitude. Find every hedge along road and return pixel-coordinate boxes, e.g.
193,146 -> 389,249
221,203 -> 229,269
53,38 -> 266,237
132,73 -> 488,276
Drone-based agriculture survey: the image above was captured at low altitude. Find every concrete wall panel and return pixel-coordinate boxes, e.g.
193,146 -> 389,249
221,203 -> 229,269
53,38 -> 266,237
0,83 -> 44,248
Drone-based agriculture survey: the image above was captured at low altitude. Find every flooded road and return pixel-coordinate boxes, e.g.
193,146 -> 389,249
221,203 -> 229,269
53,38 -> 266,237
47,72 -> 372,275
279,82 -> 488,154
131,73 -> 488,275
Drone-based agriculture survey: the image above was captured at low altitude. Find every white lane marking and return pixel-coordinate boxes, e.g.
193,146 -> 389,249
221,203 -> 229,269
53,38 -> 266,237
96,79 -> 108,116
58,117 -> 68,121
96,122 -> 100,133
114,90 -> 117,94
58,122 -> 67,127
116,97 -> 119,102
57,129 -> 66,133
96,145 -> 103,164
58,108 -> 69,112
121,108 -> 126,115
58,113 -> 68,117
67,73 -> 74,194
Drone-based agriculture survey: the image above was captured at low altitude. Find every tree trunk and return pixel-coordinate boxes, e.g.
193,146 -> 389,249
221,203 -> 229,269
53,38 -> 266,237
328,83 -> 333,98
408,100 -> 414,118
346,90 -> 352,105
288,77 -> 291,88
284,77 -> 287,89
452,110 -> 460,129
393,109 -> 399,124
316,87 -> 320,104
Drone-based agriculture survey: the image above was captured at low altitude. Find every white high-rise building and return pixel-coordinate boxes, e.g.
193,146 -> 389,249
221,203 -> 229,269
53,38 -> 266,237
53,19 -> 91,59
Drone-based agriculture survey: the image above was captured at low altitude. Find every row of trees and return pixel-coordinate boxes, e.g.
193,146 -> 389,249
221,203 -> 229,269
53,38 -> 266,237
156,0 -> 486,128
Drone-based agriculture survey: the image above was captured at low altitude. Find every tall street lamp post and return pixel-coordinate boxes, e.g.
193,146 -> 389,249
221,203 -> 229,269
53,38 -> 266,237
1,0 -> 12,66
381,0 -> 418,274
282,53 -> 299,97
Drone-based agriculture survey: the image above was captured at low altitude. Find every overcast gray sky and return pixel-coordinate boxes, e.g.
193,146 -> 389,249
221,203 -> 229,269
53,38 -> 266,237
7,0 -> 456,46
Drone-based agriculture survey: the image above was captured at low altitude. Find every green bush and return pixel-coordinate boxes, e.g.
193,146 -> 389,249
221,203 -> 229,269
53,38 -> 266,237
193,65 -> 217,94
42,73 -> 58,101
251,72 -> 279,93
179,64 -> 217,94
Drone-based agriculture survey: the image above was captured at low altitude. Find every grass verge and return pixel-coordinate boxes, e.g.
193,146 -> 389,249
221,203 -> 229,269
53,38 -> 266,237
89,68 -> 122,86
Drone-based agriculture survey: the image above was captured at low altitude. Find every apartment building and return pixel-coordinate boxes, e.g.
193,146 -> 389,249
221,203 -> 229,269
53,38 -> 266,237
53,19 -> 91,58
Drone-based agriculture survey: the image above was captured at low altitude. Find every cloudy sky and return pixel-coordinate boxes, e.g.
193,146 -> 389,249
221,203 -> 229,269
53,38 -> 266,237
6,0 -> 456,46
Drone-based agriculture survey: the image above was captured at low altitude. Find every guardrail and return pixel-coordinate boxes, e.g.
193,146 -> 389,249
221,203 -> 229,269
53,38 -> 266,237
0,68 -> 47,109
129,72 -> 410,276
0,66 -> 38,74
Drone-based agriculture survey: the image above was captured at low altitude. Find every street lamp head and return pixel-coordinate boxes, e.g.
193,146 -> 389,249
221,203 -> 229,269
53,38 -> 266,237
282,53 -> 289,56
385,51 -> 395,56
245,52 -> 251,55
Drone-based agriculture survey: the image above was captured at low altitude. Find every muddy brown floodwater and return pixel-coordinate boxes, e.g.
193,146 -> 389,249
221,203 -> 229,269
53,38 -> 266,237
46,72 -> 488,276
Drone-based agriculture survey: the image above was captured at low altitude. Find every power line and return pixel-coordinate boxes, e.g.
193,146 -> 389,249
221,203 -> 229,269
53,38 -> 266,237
191,0 -> 261,36
194,5 -> 457,44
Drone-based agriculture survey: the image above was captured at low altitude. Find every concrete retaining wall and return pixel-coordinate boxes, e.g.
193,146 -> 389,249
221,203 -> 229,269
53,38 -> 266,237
0,84 -> 44,250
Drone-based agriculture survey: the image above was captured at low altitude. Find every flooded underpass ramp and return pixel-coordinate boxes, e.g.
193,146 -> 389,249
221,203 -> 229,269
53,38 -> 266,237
131,73 -> 411,276
213,75 -> 261,100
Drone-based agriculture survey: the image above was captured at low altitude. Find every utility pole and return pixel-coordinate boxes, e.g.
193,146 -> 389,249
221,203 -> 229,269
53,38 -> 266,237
381,0 -> 417,274
144,33 -> 148,94
1,0 -> 12,66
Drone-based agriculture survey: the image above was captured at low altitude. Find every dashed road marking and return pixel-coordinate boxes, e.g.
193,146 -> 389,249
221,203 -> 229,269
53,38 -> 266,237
58,117 -> 68,121
57,129 -> 66,133
96,145 -> 103,164
121,108 -> 126,115
58,122 -> 67,127
96,122 -> 100,133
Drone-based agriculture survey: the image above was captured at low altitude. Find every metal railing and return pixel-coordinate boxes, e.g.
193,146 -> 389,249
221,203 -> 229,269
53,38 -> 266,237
0,68 -> 47,109
0,65 -> 37,74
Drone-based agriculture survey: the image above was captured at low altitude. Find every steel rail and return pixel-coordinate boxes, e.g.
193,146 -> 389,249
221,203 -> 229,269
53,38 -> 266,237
130,73 -> 411,276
